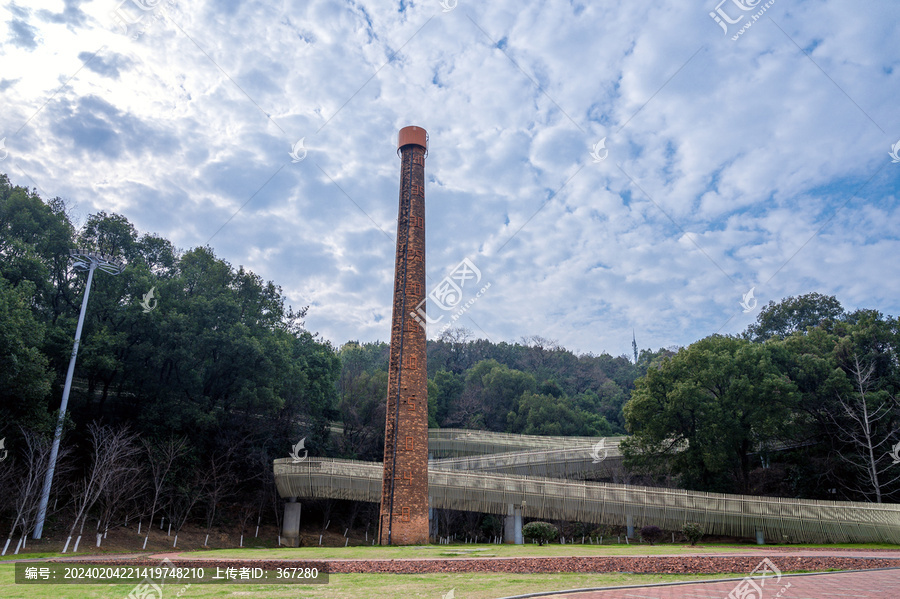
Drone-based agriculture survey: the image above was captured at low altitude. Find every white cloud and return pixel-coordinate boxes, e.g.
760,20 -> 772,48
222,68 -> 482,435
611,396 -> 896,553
1,0 -> 898,357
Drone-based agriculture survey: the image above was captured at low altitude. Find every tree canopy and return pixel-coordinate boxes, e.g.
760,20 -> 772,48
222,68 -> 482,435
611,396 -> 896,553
0,175 -> 340,532
622,302 -> 900,500
622,335 -> 800,493
744,292 -> 845,342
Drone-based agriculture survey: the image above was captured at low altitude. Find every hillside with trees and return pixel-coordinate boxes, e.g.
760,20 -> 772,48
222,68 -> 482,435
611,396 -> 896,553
0,175 -> 340,548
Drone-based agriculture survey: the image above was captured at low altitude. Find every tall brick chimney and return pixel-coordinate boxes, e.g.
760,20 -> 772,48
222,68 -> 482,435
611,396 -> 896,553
378,126 -> 429,545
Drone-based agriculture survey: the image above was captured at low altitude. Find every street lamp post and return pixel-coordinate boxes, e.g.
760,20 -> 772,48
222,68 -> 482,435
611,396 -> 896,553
32,249 -> 124,540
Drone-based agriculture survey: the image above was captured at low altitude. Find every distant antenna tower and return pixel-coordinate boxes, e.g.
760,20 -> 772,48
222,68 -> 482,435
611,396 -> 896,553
632,329 -> 638,364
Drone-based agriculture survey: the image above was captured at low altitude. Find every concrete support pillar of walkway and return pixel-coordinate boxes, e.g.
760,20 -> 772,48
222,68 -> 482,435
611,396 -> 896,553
626,514 -> 634,538
503,504 -> 523,544
756,530 -> 765,545
282,498 -> 302,548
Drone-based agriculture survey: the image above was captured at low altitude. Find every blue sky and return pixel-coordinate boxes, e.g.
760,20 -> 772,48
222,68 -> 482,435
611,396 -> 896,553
1,0 -> 898,357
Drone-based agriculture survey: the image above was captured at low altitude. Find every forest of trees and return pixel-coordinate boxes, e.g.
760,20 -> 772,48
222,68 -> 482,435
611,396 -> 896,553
0,175 -> 340,549
2,174 -> 899,550
624,296 -> 900,503
334,332 -> 665,462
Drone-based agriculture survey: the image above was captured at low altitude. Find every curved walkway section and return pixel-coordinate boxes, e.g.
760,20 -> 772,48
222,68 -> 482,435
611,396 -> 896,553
428,430 -> 808,478
274,457 -> 900,544
431,446 -> 624,480
428,429 -> 616,457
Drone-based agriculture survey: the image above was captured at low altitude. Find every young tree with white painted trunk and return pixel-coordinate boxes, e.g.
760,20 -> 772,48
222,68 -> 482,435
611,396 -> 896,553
63,424 -> 140,552
96,450 -> 146,546
2,430 -> 70,555
140,436 -> 187,548
167,466 -> 206,548
201,448 -> 238,547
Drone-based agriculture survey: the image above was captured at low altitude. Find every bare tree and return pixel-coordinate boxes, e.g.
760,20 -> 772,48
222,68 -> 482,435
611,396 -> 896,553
122,495 -> 145,532
302,497 -> 336,545
363,502 -> 379,542
140,436 -> 187,548
343,499 -> 362,541
2,430 -> 71,555
237,501 -> 256,547
438,327 -> 473,373
0,449 -> 13,521
519,335 -> 562,373
445,387 -> 484,429
269,478 -> 283,545
832,356 -> 900,503
434,507 -> 462,542
166,472 -> 204,548
201,449 -> 238,547
96,453 -> 146,546
440,327 -> 473,345
242,446 -> 284,544
63,423 -> 140,552
461,510 -> 482,540
520,335 -> 561,352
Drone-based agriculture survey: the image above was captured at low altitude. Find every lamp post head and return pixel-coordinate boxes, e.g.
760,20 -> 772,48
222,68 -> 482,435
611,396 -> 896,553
69,248 -> 125,275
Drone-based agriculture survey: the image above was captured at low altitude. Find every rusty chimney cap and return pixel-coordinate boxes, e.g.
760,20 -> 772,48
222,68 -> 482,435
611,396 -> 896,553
398,126 -> 428,152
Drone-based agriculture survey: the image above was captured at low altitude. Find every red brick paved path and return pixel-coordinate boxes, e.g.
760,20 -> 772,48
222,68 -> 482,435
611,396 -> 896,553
535,568 -> 900,599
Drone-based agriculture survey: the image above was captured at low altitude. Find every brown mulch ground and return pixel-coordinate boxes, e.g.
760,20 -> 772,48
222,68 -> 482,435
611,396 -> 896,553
49,555 -> 900,574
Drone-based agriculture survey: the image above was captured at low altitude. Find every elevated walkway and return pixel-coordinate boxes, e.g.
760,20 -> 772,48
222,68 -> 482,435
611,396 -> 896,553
274,430 -> 900,545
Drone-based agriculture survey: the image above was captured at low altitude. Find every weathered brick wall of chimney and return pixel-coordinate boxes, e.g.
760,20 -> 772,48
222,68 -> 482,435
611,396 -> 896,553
379,132 -> 428,545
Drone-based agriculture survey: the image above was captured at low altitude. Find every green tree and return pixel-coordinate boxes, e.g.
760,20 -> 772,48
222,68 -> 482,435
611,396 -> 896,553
594,380 -> 628,432
57,234 -> 343,468
745,293 -> 844,342
640,525 -> 663,545
622,335 -> 799,493
0,175 -> 75,305
431,369 -> 464,427
0,278 -> 54,431
335,367 -> 388,460
509,391 -> 613,437
682,522 -> 703,545
523,521 -> 558,545
338,341 -> 389,383
777,312 -> 900,502
467,360 -> 536,431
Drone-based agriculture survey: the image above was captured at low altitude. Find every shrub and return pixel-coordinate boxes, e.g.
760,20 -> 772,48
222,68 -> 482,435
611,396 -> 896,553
682,522 -> 704,546
523,521 -> 558,546
639,525 -> 664,545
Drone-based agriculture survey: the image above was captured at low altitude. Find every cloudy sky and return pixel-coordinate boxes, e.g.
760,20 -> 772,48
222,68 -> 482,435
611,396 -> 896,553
1,0 -> 898,357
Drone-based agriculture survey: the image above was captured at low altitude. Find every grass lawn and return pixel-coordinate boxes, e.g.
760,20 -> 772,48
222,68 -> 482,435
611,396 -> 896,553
0,553 -> 61,561
0,566 -> 751,599
2,543 -> 893,598
194,541 -> 898,560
